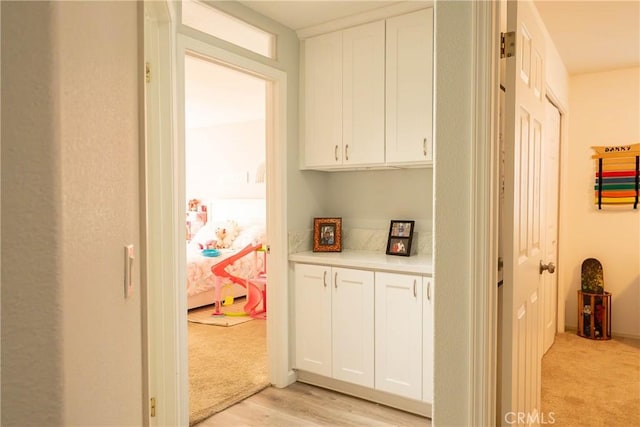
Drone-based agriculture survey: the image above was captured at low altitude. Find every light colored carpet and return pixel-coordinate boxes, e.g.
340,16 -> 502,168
188,300 -> 253,327
189,315 -> 268,426
542,333 -> 640,426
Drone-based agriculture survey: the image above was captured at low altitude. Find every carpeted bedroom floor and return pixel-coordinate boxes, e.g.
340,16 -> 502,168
541,333 -> 640,426
188,307 -> 268,426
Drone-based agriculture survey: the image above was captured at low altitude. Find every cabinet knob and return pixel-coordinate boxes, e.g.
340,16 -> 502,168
413,279 -> 417,298
345,144 -> 349,161
427,281 -> 431,301
334,272 -> 338,288
334,145 -> 339,161
423,138 -> 427,157
323,271 -> 327,288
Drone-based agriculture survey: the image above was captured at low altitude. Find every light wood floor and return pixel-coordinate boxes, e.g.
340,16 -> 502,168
196,382 -> 431,426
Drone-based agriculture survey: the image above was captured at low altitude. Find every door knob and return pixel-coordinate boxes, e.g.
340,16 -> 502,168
539,261 -> 556,274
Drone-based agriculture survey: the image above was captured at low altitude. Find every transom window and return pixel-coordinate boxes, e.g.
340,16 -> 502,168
182,0 -> 276,59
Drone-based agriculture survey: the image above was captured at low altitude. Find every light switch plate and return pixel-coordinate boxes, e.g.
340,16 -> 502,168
124,244 -> 134,298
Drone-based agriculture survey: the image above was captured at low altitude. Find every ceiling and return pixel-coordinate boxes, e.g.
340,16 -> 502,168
240,0 -> 640,75
534,1 -> 639,75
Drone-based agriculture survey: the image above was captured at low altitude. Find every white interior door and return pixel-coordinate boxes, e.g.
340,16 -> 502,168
542,98 -> 561,354
500,1 -> 552,424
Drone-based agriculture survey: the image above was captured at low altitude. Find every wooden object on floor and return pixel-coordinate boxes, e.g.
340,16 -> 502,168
194,381 -> 430,427
577,290 -> 611,340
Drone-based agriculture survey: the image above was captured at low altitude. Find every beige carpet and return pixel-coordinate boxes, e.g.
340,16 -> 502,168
189,314 -> 268,426
542,333 -> 640,426
188,300 -> 254,327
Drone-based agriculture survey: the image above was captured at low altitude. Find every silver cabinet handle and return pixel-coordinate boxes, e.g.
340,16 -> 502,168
334,272 -> 338,288
423,138 -> 427,156
427,281 -> 431,301
323,271 -> 327,288
345,144 -> 349,161
413,279 -> 417,298
334,145 -> 339,161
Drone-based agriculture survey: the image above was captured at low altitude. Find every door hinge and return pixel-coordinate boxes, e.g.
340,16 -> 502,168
500,31 -> 515,58
150,397 -> 156,417
145,62 -> 151,83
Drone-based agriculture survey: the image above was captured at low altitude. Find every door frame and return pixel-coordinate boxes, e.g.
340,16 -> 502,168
143,2 -> 290,425
544,88 -> 567,336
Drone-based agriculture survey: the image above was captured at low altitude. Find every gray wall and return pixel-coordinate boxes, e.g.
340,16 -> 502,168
326,168 -> 433,232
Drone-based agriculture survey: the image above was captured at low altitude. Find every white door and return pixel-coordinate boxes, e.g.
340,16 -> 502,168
542,99 -> 561,354
375,272 -> 423,400
500,1 -> 552,424
294,264 -> 332,376
332,267 -> 374,387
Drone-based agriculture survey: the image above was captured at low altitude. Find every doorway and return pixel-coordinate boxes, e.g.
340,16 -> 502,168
183,53 -> 269,424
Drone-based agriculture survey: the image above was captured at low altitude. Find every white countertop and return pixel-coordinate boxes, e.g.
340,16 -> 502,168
289,250 -> 433,275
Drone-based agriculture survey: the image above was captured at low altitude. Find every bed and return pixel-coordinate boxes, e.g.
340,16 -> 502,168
186,199 -> 266,310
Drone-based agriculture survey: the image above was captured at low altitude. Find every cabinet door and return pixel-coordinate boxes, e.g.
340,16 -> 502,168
375,272 -> 423,400
304,31 -> 343,168
294,264 -> 332,376
332,267 -> 374,387
385,8 -> 434,165
342,20 -> 385,167
422,277 -> 434,403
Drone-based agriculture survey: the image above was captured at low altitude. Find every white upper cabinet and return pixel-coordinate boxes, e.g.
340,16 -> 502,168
385,8 -> 434,166
302,8 -> 434,170
342,21 -> 385,167
303,21 -> 385,169
303,31 -> 343,168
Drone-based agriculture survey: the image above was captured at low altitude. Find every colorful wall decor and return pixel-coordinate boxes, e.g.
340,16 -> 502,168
592,143 -> 640,210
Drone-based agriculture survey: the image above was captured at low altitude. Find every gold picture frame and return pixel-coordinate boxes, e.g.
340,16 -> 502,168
313,217 -> 342,252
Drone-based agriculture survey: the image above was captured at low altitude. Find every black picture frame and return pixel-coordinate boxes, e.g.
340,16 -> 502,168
313,217 -> 342,252
386,220 -> 415,256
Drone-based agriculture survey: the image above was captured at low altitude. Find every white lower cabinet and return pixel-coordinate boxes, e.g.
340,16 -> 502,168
422,277 -> 434,403
374,272 -> 423,400
294,263 -> 374,387
294,263 -> 433,406
294,264 -> 332,376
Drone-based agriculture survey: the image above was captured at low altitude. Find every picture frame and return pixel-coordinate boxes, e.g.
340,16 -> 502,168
386,220 -> 415,256
313,217 -> 342,252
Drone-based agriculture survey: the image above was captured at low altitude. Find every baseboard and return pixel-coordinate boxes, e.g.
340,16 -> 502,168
296,370 -> 431,418
564,325 -> 640,341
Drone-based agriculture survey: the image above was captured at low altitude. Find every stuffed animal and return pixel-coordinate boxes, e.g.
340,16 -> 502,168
214,220 -> 240,249
188,198 -> 200,211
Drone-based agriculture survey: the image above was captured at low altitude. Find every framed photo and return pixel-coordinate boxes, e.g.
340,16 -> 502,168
313,217 -> 342,252
386,220 -> 415,256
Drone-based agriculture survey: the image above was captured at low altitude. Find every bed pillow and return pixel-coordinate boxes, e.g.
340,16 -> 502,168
189,221 -> 222,250
232,223 -> 266,249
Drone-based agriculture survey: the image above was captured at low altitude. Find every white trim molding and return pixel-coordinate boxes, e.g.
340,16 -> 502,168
469,1 -> 499,425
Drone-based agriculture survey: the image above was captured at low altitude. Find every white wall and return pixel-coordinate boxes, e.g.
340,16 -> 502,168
433,2 -> 473,424
564,67 -> 640,338
186,120 -> 266,202
2,1 -> 142,425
